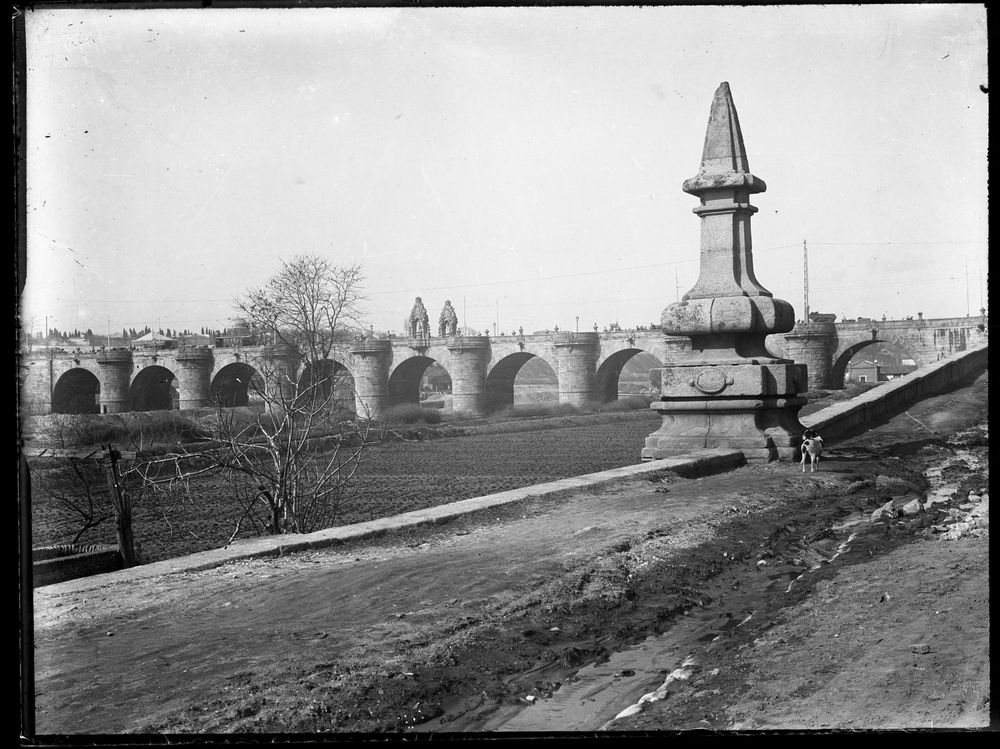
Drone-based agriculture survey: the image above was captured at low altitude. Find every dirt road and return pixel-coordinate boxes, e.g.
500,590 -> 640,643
30,371 -> 990,734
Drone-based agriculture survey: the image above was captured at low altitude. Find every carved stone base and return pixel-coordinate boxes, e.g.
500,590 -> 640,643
641,362 -> 808,463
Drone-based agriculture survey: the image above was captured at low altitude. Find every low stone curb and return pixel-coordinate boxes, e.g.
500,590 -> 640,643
33,448 -> 745,595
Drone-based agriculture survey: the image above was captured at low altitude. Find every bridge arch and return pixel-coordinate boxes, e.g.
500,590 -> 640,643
595,349 -> 660,402
129,365 -> 178,412
297,358 -> 356,413
486,352 -> 557,411
388,355 -> 448,408
210,362 -> 264,407
51,368 -> 101,414
830,341 -> 881,389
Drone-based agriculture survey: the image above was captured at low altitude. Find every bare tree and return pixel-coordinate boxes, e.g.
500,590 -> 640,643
235,255 -> 365,362
28,416 -> 144,557
127,255 -> 382,539
31,454 -> 114,546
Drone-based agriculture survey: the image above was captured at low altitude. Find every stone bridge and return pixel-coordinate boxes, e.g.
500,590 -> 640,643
19,314 -> 987,417
777,313 -> 988,390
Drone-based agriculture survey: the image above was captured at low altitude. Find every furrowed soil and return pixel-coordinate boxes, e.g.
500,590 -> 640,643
30,372 -> 991,735
26,388 -> 870,563
28,407 -> 668,561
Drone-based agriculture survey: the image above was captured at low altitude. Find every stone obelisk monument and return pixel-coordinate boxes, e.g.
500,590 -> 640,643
642,82 -> 807,463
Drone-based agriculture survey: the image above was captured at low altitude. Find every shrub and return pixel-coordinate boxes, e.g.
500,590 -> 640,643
595,395 -> 654,412
124,412 -> 211,444
382,404 -> 444,425
61,416 -> 132,446
489,402 -> 580,420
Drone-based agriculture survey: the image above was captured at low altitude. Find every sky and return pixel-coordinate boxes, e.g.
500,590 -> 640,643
20,4 -> 989,339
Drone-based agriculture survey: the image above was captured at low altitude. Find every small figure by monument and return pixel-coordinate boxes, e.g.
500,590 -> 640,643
438,300 -> 459,337
409,297 -> 430,339
642,82 -> 807,463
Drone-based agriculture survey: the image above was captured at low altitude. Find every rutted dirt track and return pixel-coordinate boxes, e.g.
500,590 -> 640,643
31,372 -> 991,735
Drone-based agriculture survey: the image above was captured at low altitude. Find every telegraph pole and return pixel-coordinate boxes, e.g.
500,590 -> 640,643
965,259 -> 971,316
46,315 -> 53,401
675,268 -> 680,302
803,239 -> 810,323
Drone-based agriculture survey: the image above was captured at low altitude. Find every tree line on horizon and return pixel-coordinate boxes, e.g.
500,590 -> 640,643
27,325 -> 241,341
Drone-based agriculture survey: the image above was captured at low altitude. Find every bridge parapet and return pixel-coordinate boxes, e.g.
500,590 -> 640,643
95,349 -> 133,365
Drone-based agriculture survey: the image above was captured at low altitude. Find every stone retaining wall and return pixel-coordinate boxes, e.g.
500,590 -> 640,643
801,344 -> 988,442
33,545 -> 123,588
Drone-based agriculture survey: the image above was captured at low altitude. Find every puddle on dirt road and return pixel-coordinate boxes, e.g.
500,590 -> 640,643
424,445 -> 985,733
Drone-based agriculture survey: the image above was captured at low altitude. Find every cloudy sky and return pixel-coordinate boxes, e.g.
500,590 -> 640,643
21,4 -> 988,339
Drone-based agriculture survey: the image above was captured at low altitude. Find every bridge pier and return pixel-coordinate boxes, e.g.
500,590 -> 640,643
263,343 -> 302,406
447,336 -> 491,417
95,350 -> 134,414
174,348 -> 215,410
782,321 -> 837,390
662,336 -> 690,363
350,339 -> 393,418
554,332 -> 600,407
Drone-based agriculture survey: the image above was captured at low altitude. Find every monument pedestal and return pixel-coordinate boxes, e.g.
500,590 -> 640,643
641,361 -> 807,463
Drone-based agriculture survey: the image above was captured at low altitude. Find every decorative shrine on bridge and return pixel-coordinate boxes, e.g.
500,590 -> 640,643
642,82 -> 807,463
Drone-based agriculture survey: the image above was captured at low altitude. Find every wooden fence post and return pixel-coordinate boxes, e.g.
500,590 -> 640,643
102,444 -> 137,567
24,445 -> 140,568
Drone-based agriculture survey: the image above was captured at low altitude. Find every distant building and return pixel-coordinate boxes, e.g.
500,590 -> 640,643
848,360 -> 881,383
808,312 -> 837,322
880,364 -> 919,381
133,331 -> 177,348
214,326 -> 270,347
215,332 -> 255,347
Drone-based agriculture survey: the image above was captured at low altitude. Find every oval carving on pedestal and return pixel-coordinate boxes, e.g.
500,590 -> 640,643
693,368 -> 728,394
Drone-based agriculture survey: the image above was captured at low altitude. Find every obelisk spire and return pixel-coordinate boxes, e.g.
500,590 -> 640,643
683,81 -> 765,196
701,82 -> 752,176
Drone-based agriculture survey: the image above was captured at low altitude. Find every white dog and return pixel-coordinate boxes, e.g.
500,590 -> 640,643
800,430 -> 824,472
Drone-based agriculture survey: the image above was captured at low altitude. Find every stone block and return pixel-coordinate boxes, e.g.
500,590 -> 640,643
900,499 -> 924,516
870,499 -> 897,522
661,295 -> 795,336
654,362 -> 805,399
